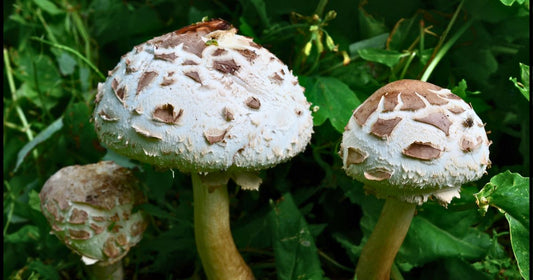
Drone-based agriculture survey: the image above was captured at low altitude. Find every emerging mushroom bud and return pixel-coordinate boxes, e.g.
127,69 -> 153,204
340,79 -> 491,205
39,161 -> 148,265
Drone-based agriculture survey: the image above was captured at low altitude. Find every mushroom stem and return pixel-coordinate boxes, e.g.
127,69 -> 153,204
86,260 -> 124,280
191,173 -> 255,280
355,197 -> 416,280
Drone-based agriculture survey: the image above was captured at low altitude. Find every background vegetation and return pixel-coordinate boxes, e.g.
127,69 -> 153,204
3,0 -> 530,279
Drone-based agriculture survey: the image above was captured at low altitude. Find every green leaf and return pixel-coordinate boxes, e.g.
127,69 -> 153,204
14,117 -> 63,172
269,194 -> 325,280
475,171 -> 530,279
509,63 -> 529,101
33,0 -> 64,15
499,0 -> 527,6
348,33 -> 389,55
397,215 -> 492,270
55,51 -> 77,75
474,171 -> 529,228
301,76 -> 360,132
357,48 -> 408,68
451,79 -> 481,99
27,260 -> 60,280
506,213 -> 530,280
4,225 -> 40,243
28,190 -> 42,212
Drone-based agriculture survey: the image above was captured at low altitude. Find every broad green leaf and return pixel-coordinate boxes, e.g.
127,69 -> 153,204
269,193 -> 324,280
474,171 -> 529,228
348,33 -> 389,55
4,225 -> 40,243
451,79 -> 481,99
357,48 -> 408,68
441,258 -> 492,280
397,215 -> 492,270
55,51 -> 77,75
28,190 -> 42,212
475,171 -> 530,279
506,213 -> 530,280
301,76 -> 360,132
13,51 -> 62,99
27,260 -> 60,280
14,117 -> 63,172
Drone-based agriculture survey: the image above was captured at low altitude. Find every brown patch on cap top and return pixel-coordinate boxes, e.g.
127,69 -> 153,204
154,52 -> 178,62
69,209 -> 88,224
245,97 -> 261,109
213,59 -> 240,74
382,91 -> 400,112
403,141 -> 441,160
69,229 -> 90,240
370,117 -> 402,139
414,111 -> 452,135
346,147 -> 368,165
416,90 -> 449,105
152,104 -> 183,124
185,71 -> 202,84
400,91 -> 426,111
136,71 -> 158,95
448,106 -> 465,114
364,168 -> 393,181
460,136 -> 483,152
204,128 -> 227,144
237,49 -> 258,61
212,48 -> 227,56
353,93 -> 382,126
148,19 -> 232,58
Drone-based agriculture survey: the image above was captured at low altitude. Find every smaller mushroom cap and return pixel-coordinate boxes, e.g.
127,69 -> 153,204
340,80 -> 491,205
93,19 -> 313,173
39,161 -> 148,265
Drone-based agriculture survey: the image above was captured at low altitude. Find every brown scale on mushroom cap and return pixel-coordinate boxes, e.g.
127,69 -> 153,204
147,19 -> 232,58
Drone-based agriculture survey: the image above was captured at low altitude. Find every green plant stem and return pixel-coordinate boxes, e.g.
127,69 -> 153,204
3,48 -> 37,157
420,19 -> 473,82
420,0 -> 470,81
31,37 -> 106,80
3,181 -> 16,236
191,173 -> 255,280
355,198 -> 416,280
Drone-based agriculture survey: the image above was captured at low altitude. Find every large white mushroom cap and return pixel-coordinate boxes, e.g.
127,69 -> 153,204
39,161 -> 148,265
93,19 -> 313,173
340,80 -> 491,205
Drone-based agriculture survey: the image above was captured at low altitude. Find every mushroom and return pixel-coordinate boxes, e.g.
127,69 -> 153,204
92,19 -> 313,279
339,79 -> 491,279
39,161 -> 148,280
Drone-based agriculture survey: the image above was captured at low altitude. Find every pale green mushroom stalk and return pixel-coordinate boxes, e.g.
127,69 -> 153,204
92,19 -> 313,279
339,80 -> 491,279
39,161 -> 148,280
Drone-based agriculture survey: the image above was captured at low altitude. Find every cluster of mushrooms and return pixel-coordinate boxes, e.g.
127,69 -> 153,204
40,19 -> 490,280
